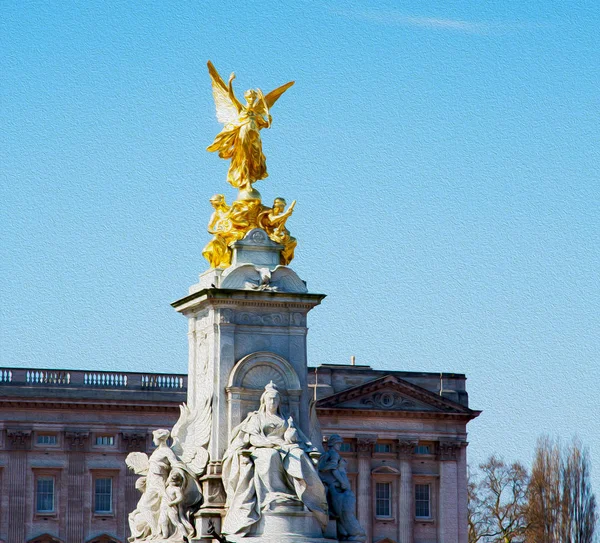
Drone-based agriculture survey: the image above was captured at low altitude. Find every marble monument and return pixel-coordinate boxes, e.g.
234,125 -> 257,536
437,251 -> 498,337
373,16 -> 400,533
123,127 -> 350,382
125,61 -> 361,543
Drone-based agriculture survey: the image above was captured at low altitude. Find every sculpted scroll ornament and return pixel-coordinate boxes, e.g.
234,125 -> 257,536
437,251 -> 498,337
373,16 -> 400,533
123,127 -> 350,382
126,397 -> 212,542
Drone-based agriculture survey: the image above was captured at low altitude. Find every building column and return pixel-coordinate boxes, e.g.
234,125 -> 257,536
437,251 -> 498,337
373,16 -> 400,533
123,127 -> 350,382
6,430 -> 31,543
456,443 -> 469,543
356,435 -> 376,543
65,432 -> 89,543
398,440 -> 417,543
438,441 -> 462,543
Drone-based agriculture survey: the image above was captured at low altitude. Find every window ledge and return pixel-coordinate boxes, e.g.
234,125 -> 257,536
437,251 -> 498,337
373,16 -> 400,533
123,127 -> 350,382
415,517 -> 435,524
34,512 -> 58,519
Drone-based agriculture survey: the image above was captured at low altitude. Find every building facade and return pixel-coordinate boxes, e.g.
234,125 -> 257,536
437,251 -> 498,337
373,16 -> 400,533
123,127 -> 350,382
0,365 -> 478,543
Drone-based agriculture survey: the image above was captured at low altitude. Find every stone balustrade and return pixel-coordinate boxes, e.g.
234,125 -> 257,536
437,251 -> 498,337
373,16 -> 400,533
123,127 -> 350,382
0,367 -> 187,390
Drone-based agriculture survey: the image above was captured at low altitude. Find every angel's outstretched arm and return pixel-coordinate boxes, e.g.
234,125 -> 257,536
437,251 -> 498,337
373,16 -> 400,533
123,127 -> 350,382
228,74 -> 243,113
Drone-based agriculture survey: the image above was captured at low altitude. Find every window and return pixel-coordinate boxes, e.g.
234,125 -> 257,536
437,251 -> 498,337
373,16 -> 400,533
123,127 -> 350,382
36,477 -> 55,513
414,444 -> 431,455
339,442 -> 353,452
415,484 -> 431,518
95,435 -> 115,446
95,478 -> 113,514
36,434 -> 57,445
375,482 -> 392,517
374,443 -> 391,453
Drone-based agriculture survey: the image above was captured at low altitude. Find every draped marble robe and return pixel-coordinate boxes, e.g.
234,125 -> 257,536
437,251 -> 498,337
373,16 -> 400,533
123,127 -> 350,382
221,400 -> 328,535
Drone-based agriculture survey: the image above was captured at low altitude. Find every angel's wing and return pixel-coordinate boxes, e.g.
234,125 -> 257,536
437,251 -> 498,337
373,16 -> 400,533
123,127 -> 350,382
171,395 -> 213,477
125,451 -> 149,475
207,61 -> 240,125
254,81 -> 294,119
265,81 -> 295,109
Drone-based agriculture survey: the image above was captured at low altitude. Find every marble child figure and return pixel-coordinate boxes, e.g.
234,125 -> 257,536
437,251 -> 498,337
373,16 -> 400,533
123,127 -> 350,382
221,382 -> 329,535
319,435 -> 366,542
159,470 -> 195,539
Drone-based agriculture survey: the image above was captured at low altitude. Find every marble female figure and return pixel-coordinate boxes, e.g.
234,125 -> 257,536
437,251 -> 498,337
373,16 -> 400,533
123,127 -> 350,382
221,382 -> 328,535
128,429 -> 180,540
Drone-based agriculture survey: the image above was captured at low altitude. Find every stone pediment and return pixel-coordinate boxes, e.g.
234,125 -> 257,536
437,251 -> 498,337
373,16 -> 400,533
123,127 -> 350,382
316,375 -> 478,419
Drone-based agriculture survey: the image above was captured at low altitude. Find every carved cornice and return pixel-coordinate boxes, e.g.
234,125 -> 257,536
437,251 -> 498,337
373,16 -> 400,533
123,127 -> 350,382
6,429 -> 32,450
65,431 -> 89,451
121,432 -> 147,452
437,441 -> 464,461
0,398 -> 181,413
171,289 -> 326,316
316,407 -> 477,421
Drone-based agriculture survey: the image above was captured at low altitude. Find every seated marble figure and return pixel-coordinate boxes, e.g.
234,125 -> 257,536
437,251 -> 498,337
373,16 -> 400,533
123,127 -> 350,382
221,382 -> 328,535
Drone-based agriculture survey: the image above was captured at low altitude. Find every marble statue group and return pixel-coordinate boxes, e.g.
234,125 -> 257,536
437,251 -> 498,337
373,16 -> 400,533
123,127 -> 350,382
127,383 -> 365,543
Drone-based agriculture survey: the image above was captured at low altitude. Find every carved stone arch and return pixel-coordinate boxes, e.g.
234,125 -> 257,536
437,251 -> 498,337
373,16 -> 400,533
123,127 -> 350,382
228,351 -> 301,391
226,351 -> 302,438
27,535 -> 64,543
85,534 -> 122,543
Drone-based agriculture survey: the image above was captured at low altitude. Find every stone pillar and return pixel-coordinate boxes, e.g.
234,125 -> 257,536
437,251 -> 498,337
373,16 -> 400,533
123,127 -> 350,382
438,441 -> 461,543
6,430 -> 31,543
65,432 -> 89,543
398,440 -> 417,543
356,435 -> 376,542
456,443 -> 468,543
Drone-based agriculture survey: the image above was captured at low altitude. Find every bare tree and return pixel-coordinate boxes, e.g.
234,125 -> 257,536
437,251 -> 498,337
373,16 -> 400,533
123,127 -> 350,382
527,436 -> 563,542
560,440 -> 597,543
527,437 -> 598,543
468,456 -> 529,543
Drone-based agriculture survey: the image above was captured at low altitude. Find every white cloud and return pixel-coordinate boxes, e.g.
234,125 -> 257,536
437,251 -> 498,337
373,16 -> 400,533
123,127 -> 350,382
333,9 -> 541,34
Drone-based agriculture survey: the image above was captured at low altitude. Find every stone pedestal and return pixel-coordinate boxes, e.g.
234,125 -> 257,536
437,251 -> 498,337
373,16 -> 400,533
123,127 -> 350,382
227,505 -> 338,543
171,229 -> 330,542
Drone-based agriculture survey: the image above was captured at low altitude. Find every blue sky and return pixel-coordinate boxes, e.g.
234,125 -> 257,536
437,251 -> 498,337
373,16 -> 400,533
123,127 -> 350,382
2,1 -> 599,490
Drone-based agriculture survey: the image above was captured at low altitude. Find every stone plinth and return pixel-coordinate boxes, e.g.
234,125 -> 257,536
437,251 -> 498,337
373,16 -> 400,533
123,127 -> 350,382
227,505 -> 337,543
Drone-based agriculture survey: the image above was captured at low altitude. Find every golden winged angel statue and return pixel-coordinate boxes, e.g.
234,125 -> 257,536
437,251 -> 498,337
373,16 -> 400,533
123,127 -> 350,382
206,61 -> 294,199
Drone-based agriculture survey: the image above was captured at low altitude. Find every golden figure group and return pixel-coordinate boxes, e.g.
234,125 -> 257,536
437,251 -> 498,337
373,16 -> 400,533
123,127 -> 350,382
204,62 -> 298,270
202,194 -> 297,269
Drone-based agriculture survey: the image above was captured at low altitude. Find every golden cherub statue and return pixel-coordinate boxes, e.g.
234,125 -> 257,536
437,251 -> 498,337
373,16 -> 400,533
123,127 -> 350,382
206,61 -> 294,200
